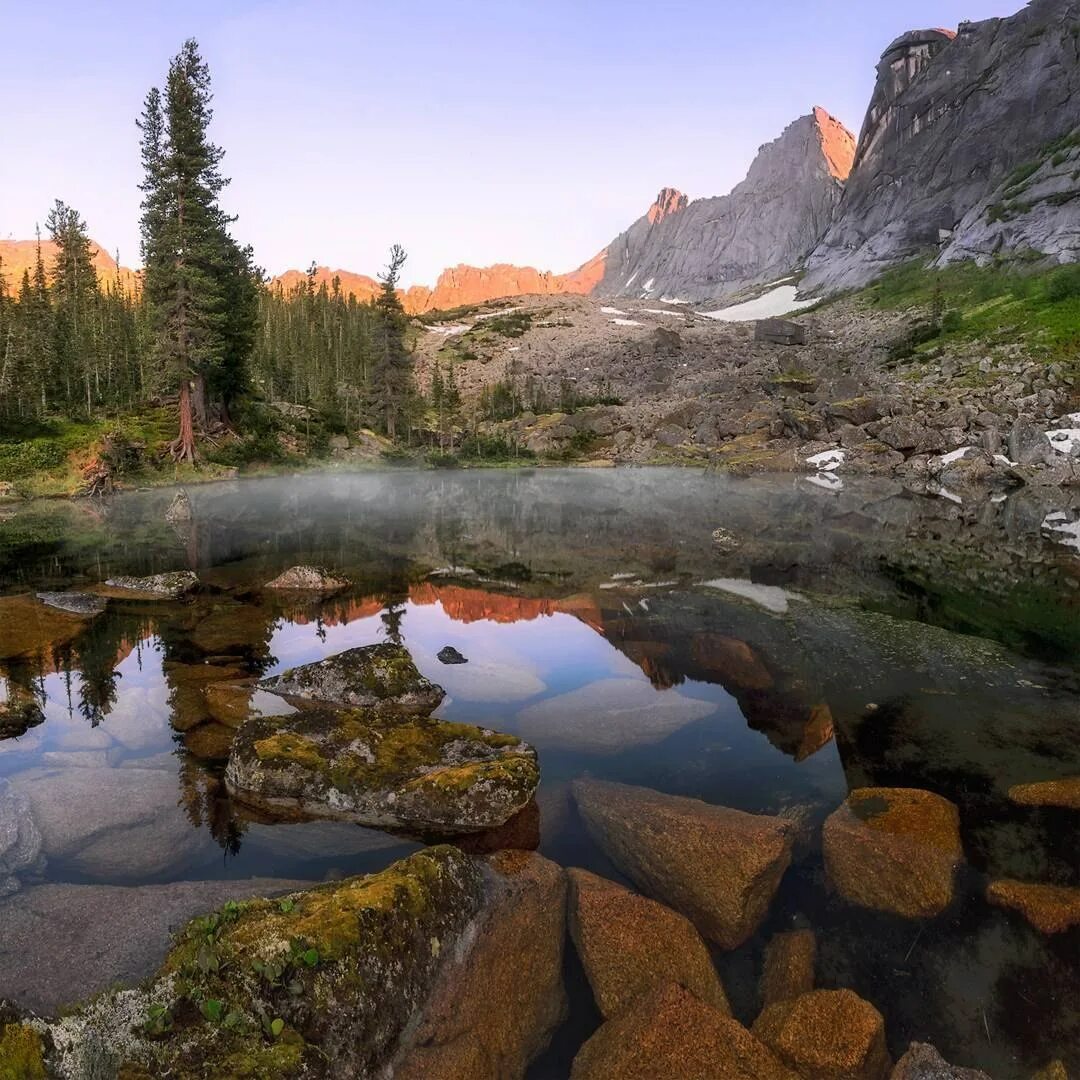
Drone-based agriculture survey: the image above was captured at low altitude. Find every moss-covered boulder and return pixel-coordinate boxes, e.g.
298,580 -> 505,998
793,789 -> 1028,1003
571,982 -> 797,1080
823,788 -> 963,919
100,572 -> 199,600
259,643 -> 445,714
568,867 -> 729,1020
225,709 -> 539,836
752,989 -> 890,1080
392,850 -> 568,1078
263,567 -> 351,593
572,779 -> 792,948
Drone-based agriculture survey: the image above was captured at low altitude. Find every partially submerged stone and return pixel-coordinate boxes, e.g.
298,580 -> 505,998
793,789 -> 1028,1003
760,929 -> 816,1010
890,1042 -> 991,1079
35,592 -> 106,617
164,489 -> 192,525
437,645 -> 469,665
568,867 -> 728,1019
1008,776 -> 1080,811
572,779 -> 792,948
987,879 -> 1080,934
226,709 -> 539,836
264,565 -> 352,592
392,850 -> 567,1078
0,693 -> 44,742
0,779 -> 43,897
100,571 -> 199,600
260,643 -> 445,714
823,788 -> 963,918
752,989 -> 891,1080
571,982 -> 797,1080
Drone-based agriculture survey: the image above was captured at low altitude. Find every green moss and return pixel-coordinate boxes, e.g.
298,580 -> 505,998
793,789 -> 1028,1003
0,1024 -> 46,1080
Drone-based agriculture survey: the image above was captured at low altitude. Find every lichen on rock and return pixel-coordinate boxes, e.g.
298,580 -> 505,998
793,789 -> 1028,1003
100,572 -> 199,600
263,566 -> 351,593
225,708 -> 539,836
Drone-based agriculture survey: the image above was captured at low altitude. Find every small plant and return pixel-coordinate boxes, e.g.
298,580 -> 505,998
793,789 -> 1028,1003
143,1003 -> 173,1037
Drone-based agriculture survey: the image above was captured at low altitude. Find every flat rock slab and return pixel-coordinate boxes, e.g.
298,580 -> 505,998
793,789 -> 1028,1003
35,592 -> 106,617
752,989 -> 891,1080
568,867 -> 729,1019
0,877 -> 309,1015
987,879 -> 1080,934
823,787 -> 963,918
100,571 -> 199,599
572,779 -> 792,948
226,708 -> 540,837
264,565 -> 351,592
571,982 -> 797,1080
260,643 -> 445,714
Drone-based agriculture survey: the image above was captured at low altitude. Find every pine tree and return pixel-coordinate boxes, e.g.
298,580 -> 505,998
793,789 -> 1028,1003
368,245 -> 414,439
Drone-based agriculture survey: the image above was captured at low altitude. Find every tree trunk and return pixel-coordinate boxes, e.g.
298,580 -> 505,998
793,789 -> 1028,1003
191,372 -> 210,430
170,379 -> 197,463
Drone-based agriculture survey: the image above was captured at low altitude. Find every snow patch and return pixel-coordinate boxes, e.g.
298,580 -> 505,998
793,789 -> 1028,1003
611,318 -> 643,327
696,286 -> 818,323
1041,511 -> 1080,552
624,271 -> 639,290
600,306 -> 628,316
1045,428 -> 1080,456
643,308 -> 685,316
806,472 -> 843,492
428,324 -> 470,337
936,446 -> 975,466
475,306 -> 523,321
929,485 -> 963,505
642,278 -> 656,293
701,578 -> 792,614
806,449 -> 845,472
659,296 -> 689,305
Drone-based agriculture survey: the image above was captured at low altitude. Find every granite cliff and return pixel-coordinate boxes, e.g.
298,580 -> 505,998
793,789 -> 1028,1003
804,0 -> 1080,291
594,108 -> 854,304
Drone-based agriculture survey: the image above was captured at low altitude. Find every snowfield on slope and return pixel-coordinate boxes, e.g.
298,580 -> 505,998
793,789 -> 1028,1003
697,285 -> 818,322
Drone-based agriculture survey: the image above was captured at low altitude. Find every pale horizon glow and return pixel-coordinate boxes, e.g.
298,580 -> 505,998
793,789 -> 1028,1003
1,0 -> 1024,288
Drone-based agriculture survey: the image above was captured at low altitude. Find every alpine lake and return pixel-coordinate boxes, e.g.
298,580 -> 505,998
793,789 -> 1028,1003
1,467 -> 1078,1077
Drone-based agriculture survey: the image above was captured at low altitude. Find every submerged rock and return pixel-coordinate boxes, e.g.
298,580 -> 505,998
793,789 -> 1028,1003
225,708 -> 539,836
571,982 -> 797,1080
0,595 -> 86,661
101,571 -> 199,599
752,989 -> 891,1080
0,780 -> 43,897
986,879 -> 1080,934
822,788 -> 963,918
0,877 -> 309,1015
392,850 -> 567,1078
0,693 -> 45,742
572,779 -> 793,948
1008,776 -> 1080,811
164,489 -> 192,525
35,592 -> 106,617
890,1042 -> 991,1079
760,929 -> 816,1010
263,565 -> 352,592
260,643 -> 445,714
204,682 -> 296,729
568,867 -> 729,1019
437,645 -> 469,665
182,721 -> 236,761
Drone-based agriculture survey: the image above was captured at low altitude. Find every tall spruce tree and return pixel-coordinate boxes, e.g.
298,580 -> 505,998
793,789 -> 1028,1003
138,39 -> 257,461
368,245 -> 414,439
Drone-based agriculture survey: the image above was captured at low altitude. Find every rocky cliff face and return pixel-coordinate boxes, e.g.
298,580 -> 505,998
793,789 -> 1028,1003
804,0 -> 1080,291
0,239 -> 138,295
594,109 -> 854,304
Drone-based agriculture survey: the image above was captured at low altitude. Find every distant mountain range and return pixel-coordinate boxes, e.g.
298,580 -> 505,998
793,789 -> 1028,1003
5,0 -> 1076,314
0,238 -> 138,296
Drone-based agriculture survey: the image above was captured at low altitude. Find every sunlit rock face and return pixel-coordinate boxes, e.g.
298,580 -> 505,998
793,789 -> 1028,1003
594,110 -> 854,304
805,0 -> 1080,291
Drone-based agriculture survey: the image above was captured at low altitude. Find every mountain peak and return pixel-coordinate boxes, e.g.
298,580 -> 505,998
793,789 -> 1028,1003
811,107 -> 857,181
647,188 -> 688,225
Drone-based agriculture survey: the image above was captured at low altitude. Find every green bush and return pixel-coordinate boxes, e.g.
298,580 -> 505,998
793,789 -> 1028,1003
206,431 -> 288,469
1042,265 -> 1080,303
0,440 -> 68,480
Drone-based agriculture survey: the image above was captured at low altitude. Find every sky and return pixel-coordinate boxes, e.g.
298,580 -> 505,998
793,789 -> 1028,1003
0,0 -> 1025,287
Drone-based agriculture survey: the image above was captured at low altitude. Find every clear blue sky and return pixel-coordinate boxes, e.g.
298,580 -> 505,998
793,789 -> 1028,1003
0,0 -> 1024,286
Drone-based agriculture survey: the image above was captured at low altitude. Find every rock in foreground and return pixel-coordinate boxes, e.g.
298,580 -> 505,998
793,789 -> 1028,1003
260,643 -> 445,714
226,708 -> 539,836
572,779 -> 792,948
823,788 -> 962,918
571,982 -> 797,1080
760,929 -> 816,1010
890,1042 -> 991,1079
263,565 -> 352,592
35,592 -> 106,617
1008,776 -> 1080,811
987,879 -> 1080,934
752,989 -> 891,1080
100,571 -> 199,599
568,867 -> 729,1019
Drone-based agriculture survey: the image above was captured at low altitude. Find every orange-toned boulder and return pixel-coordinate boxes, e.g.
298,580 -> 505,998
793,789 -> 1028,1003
823,788 -> 963,918
571,982 -> 797,1080
753,989 -> 891,1080
572,779 -> 792,948
1008,777 -> 1080,811
987,879 -> 1080,934
760,929 -> 816,1009
568,867 -> 729,1019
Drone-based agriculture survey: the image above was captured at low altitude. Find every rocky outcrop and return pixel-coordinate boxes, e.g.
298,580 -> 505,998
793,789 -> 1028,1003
595,109 -> 854,304
568,868 -> 730,1019
572,779 -> 793,948
805,1 -> 1080,291
100,571 -> 199,599
823,787 -> 963,918
225,708 -> 539,836
752,989 -> 891,1080
570,982 -> 797,1080
263,565 -> 352,592
259,642 -> 445,713
34,592 -> 106,617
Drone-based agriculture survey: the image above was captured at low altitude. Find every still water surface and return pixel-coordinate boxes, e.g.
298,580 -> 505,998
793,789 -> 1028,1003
0,468 -> 1077,1075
